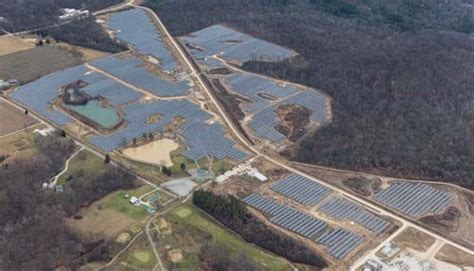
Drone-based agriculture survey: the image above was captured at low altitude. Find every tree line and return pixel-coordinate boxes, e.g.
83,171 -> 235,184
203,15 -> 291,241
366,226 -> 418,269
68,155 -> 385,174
193,190 -> 328,268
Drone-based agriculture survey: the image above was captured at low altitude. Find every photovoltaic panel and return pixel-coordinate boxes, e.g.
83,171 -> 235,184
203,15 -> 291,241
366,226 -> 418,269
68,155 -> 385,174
180,24 -> 298,64
106,8 -> 178,71
271,173 -> 333,206
373,182 -> 453,218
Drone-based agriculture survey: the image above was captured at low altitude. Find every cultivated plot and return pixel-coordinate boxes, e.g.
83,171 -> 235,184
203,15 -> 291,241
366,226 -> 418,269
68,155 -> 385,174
0,100 -> 38,136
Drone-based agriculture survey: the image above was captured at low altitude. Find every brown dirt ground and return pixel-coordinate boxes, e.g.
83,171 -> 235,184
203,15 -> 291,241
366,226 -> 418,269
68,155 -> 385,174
0,36 -> 35,56
435,244 -> 474,267
67,200 -> 135,240
0,101 -> 38,136
392,227 -> 436,252
275,104 -> 311,142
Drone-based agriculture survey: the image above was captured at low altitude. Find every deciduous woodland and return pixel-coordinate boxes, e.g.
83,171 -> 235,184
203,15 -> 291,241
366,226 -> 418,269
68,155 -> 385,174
0,135 -> 135,270
147,0 -> 474,189
0,0 -> 122,32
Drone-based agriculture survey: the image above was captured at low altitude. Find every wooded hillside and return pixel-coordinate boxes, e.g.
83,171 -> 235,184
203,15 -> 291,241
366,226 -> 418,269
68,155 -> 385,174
147,0 -> 474,189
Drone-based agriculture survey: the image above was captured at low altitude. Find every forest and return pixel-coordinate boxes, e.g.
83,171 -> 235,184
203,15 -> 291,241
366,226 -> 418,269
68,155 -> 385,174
0,134 -> 136,270
193,190 -> 328,268
0,0 -> 122,32
147,0 -> 474,189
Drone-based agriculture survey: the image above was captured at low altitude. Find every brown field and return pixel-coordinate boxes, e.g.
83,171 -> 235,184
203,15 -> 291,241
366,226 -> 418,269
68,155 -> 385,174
0,100 -> 38,136
0,45 -> 83,83
67,199 -> 136,239
392,227 -> 436,252
435,244 -> 474,267
56,42 -> 110,61
0,36 -> 35,56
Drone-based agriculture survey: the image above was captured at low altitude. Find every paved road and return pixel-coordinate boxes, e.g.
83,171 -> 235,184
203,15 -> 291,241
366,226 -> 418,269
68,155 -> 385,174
137,4 -> 474,259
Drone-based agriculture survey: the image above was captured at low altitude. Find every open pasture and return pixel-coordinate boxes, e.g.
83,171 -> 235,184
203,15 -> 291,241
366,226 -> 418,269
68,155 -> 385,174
0,100 -> 38,137
0,36 -> 35,56
0,45 -> 83,83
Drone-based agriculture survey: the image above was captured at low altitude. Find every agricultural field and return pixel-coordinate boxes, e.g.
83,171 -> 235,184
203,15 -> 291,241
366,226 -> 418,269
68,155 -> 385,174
157,204 -> 291,270
0,36 -> 35,56
0,45 -> 83,83
0,100 -> 38,137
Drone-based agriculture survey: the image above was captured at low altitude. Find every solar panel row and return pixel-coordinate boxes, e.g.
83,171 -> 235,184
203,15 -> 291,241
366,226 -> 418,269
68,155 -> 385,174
315,228 -> 365,259
271,173 -> 333,206
373,182 -> 453,218
106,8 -> 178,71
318,196 -> 390,234
90,55 -> 190,97
243,193 -> 364,259
180,24 -> 298,64
243,193 -> 327,238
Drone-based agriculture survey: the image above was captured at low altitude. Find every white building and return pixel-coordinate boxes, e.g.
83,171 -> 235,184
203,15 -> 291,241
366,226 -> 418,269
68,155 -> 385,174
59,8 -> 90,21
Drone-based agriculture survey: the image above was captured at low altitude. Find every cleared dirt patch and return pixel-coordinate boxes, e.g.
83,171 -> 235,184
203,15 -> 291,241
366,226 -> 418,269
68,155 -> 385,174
419,207 -> 461,233
122,138 -> 179,167
0,45 -> 83,83
342,176 -> 382,197
275,104 -> 311,142
67,201 -> 135,239
0,101 -> 38,136
435,244 -> 474,267
392,227 -> 436,252
0,36 -> 35,56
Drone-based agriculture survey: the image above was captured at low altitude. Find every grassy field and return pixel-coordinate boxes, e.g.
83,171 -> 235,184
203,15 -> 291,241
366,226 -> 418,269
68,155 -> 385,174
103,185 -> 155,220
0,36 -> 35,56
159,204 -> 290,270
0,45 -> 83,83
57,149 -> 107,185
212,158 -> 235,176
0,123 -> 45,156
0,101 -> 38,136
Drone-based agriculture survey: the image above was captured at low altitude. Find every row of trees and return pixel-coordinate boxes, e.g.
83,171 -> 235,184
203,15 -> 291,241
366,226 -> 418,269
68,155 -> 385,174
193,190 -> 328,268
148,0 -> 474,189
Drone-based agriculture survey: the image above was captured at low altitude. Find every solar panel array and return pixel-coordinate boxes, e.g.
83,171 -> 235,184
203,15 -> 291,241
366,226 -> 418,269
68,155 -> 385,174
226,73 -> 299,113
179,24 -> 298,64
217,70 -> 331,143
181,122 -> 248,162
373,182 -> 453,218
243,193 -> 365,258
318,196 -> 390,234
90,55 -> 190,97
89,99 -> 247,162
271,173 -> 333,206
10,65 -> 141,126
243,193 -> 327,238
106,8 -> 178,71
315,228 -> 365,259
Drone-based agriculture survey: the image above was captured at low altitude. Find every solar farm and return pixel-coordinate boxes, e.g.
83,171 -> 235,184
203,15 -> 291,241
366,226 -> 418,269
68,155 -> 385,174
7,8 -> 249,164
179,25 -> 331,145
179,24 -> 298,64
105,8 -> 179,72
244,193 -> 366,259
240,171 -> 397,261
225,72 -> 331,144
373,182 -> 453,218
